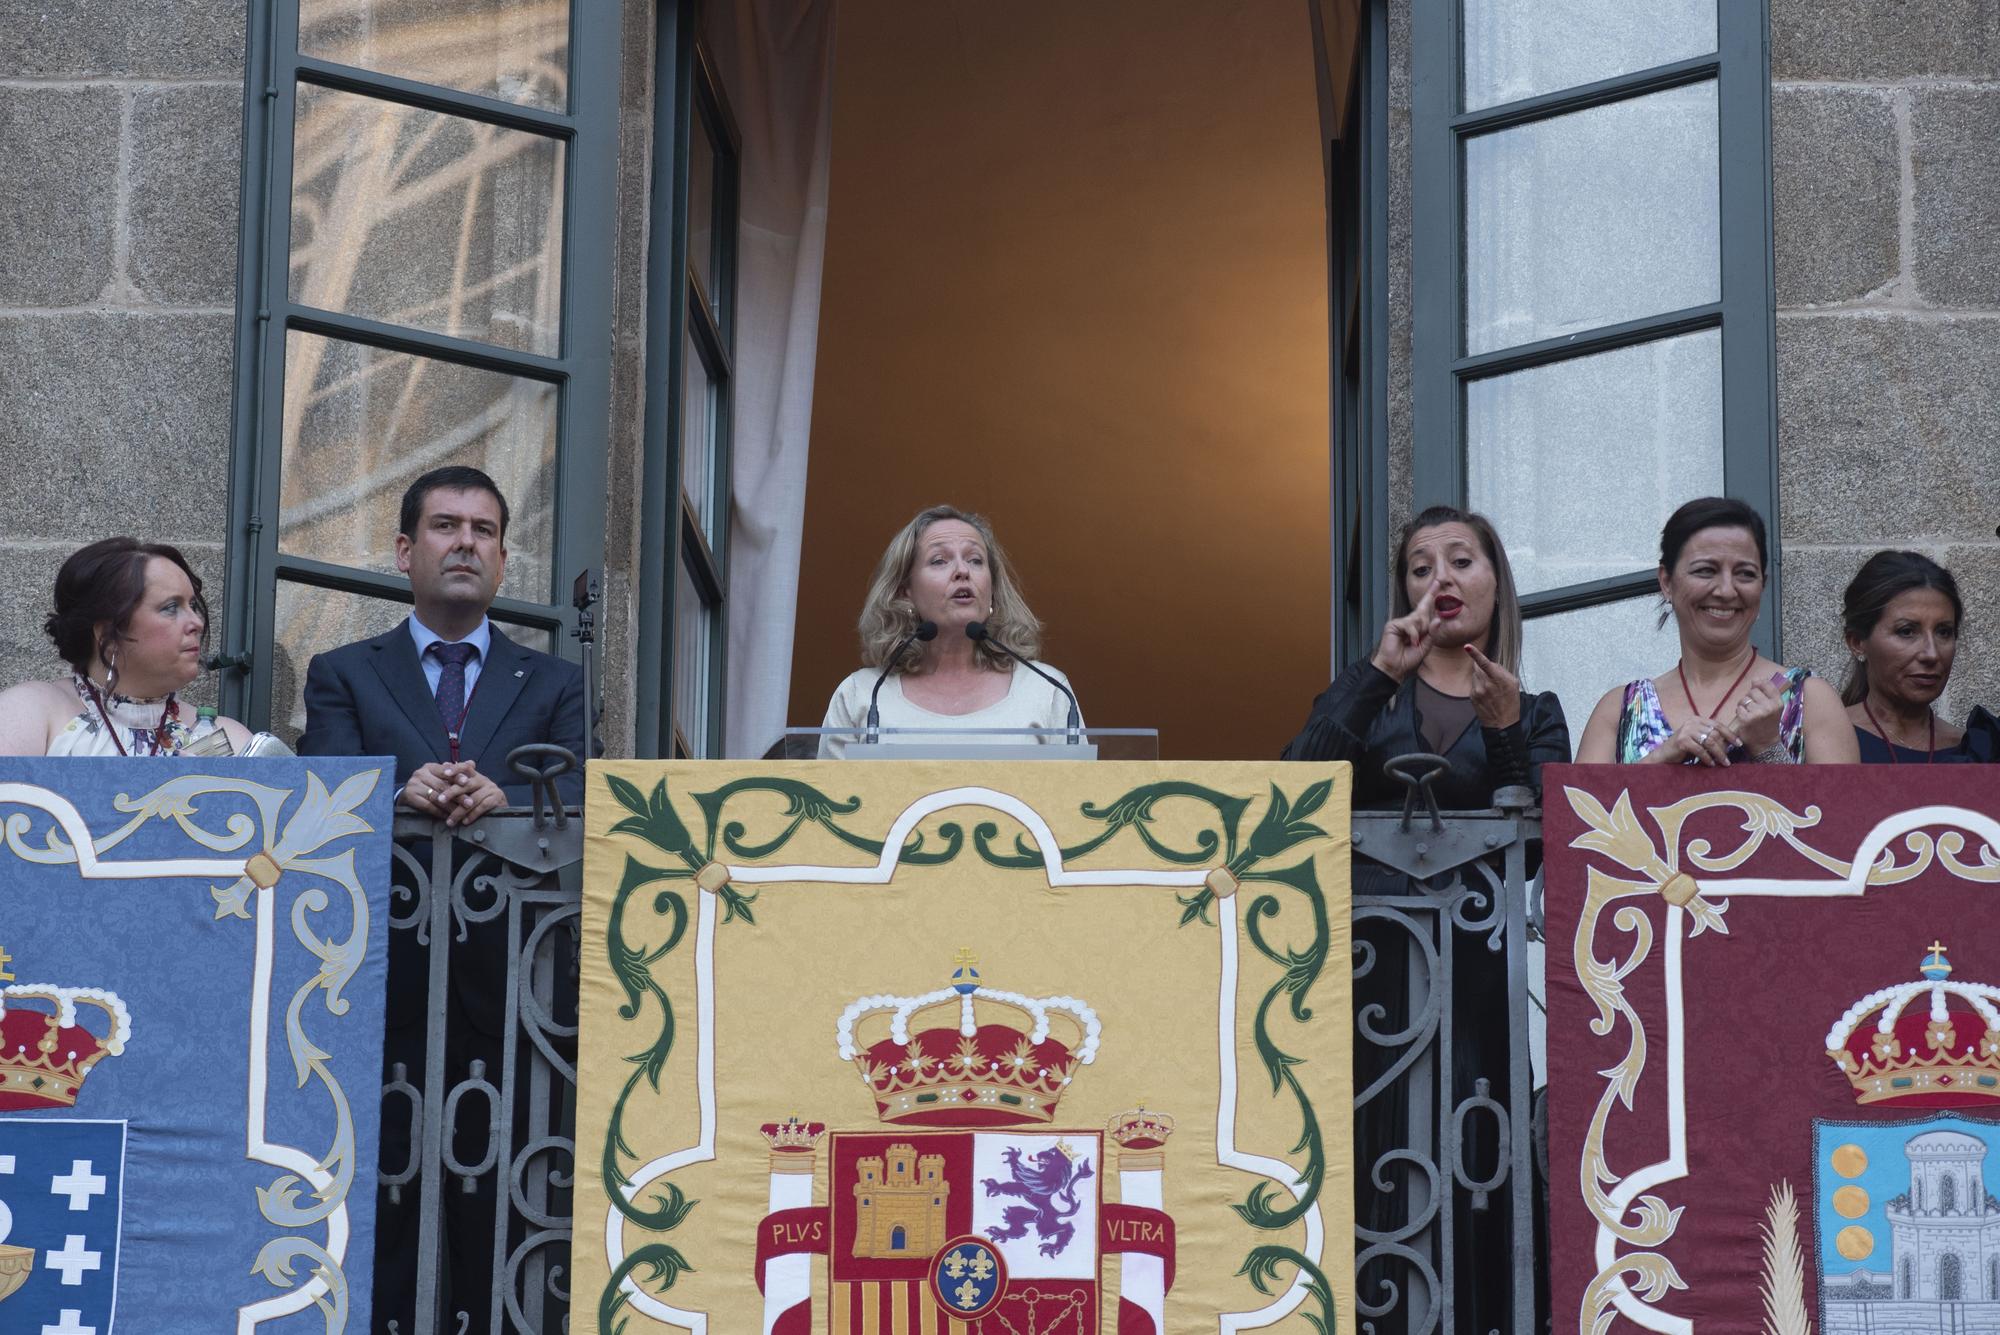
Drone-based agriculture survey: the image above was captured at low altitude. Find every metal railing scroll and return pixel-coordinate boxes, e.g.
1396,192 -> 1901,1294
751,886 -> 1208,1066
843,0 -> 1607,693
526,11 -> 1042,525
374,749 -> 585,1335
1351,755 -> 1543,1335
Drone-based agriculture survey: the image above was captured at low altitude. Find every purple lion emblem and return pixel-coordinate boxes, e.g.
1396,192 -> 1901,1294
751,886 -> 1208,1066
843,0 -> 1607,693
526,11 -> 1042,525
981,1143 -> 1095,1257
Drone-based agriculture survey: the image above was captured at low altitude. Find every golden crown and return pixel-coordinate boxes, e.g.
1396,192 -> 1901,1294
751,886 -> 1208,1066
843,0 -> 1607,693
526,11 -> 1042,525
836,957 -> 1100,1128
0,946 -> 132,1113
1825,942 -> 2000,1107
1107,1108 -> 1176,1150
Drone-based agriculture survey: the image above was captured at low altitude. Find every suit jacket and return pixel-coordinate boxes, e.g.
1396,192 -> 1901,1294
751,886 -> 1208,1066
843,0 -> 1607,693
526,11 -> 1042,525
300,619 -> 587,804
1281,658 -> 1570,810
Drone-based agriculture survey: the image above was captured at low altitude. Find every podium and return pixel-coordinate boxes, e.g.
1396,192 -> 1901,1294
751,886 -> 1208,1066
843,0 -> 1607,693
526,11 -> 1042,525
783,725 -> 1160,761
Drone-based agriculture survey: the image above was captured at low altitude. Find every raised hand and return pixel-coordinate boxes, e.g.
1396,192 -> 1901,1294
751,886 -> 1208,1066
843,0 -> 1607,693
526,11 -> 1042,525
1370,585 -> 1438,683
1729,672 -> 1789,756
1463,644 -> 1521,729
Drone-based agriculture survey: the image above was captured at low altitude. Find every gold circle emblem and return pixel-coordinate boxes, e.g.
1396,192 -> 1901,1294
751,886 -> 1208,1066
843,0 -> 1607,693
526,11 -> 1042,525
1831,1144 -> 1869,1178
1835,1225 -> 1874,1261
1833,1185 -> 1870,1218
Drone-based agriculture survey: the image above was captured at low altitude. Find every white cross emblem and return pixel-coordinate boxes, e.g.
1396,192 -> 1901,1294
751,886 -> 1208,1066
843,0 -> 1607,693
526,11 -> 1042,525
49,1161 -> 106,1211
42,1311 -> 95,1335
45,1234 -> 101,1286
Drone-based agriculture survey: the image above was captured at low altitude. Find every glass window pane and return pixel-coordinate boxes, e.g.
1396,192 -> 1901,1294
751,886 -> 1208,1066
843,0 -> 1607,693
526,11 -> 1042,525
291,83 -> 565,356
681,327 -> 717,539
271,581 -> 553,746
688,117 -> 718,316
1520,597 -> 1680,752
1462,0 -> 1715,113
277,330 -> 559,600
1464,81 -> 1719,355
299,0 -> 570,113
672,559 -> 711,758
1467,329 -> 1721,596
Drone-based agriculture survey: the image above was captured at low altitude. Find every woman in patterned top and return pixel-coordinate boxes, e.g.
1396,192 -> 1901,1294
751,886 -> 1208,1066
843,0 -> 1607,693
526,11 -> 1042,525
0,537 -> 251,756
1576,497 -> 1858,766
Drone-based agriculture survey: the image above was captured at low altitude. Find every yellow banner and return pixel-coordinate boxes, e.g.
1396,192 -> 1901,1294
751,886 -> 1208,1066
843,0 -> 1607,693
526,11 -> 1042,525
572,760 -> 1352,1335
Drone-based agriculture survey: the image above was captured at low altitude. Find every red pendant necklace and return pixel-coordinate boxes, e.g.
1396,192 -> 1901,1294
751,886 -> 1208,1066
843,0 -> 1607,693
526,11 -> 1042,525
1677,653 -> 1758,724
1862,698 -> 1935,764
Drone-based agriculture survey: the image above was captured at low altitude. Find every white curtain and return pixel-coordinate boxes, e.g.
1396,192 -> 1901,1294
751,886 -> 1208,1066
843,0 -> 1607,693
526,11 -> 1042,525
703,0 -> 838,758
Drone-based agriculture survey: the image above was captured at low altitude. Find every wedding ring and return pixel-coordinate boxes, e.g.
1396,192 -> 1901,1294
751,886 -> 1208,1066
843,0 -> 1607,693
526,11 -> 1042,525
1698,729 -> 1711,744
425,785 -> 436,799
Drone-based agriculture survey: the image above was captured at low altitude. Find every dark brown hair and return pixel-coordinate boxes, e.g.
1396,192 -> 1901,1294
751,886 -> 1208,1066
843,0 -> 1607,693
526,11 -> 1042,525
1840,550 -> 1963,706
44,538 -> 210,682
1655,496 -> 1770,628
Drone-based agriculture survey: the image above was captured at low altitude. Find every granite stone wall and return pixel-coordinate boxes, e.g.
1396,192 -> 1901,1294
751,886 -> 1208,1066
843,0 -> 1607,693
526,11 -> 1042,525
1772,0 -> 2000,719
0,1 -> 246,703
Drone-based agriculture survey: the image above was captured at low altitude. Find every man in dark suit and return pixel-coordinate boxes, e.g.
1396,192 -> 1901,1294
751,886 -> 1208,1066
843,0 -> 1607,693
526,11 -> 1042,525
300,464 -> 585,815
301,465 -> 585,1330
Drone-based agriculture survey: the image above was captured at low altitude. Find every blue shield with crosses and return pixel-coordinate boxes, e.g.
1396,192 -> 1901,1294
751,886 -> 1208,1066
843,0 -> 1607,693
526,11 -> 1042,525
0,1118 -> 125,1333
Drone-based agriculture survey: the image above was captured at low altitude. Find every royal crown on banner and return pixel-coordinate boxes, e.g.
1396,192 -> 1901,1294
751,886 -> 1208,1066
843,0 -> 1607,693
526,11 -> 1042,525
837,959 -> 1101,1127
1825,942 -> 2000,1107
0,945 -> 131,1111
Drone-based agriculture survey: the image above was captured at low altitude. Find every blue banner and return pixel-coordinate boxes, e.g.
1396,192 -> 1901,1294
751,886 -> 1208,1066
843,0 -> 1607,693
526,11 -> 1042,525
0,757 -> 392,1333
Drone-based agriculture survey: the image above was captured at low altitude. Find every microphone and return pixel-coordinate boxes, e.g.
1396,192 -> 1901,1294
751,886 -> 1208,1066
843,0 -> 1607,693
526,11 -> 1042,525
966,621 -> 1082,744
865,620 -> 937,743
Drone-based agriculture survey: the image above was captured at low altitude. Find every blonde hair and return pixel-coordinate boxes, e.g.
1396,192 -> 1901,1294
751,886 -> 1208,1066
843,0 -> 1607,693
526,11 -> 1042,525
1390,505 -> 1523,675
858,505 -> 1043,672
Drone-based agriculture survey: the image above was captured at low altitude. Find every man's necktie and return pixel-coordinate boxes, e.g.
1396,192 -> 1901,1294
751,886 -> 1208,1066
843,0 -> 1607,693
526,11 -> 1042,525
431,642 -> 479,744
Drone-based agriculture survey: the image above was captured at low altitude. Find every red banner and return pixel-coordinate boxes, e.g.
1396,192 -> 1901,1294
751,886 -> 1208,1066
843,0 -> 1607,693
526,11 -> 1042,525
1545,764 -> 2000,1333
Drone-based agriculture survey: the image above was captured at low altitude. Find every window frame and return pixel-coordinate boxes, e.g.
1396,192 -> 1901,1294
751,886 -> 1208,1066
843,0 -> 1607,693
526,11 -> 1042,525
1407,2 -> 1779,648
1318,0 -> 1392,670
221,0 -> 621,728
633,3 -> 740,759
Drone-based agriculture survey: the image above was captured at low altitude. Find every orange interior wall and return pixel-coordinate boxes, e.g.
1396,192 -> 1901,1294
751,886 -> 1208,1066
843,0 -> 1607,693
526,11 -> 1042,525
788,1 -> 1331,758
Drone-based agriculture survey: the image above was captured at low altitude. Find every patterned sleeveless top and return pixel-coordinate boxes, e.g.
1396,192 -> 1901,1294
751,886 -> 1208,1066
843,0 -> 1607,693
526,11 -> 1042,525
1614,666 -> 1811,764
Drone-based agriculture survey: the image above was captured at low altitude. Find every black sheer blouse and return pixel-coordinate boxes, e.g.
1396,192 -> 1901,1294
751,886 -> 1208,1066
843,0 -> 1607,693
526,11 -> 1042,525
1281,659 -> 1572,810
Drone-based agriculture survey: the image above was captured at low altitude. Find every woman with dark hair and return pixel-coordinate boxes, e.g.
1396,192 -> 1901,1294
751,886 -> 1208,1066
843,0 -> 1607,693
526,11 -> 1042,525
0,537 -> 250,756
1283,505 -> 1570,807
1576,497 -> 1858,764
1840,550 -> 1999,763
818,505 -> 1078,758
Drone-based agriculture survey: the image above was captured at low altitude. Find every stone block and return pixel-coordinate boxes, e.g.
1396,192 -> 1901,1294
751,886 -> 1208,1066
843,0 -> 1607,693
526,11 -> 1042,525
0,313 -> 234,541
129,84 -> 242,308
0,0 -> 243,79
1772,87 -> 1900,307
0,545 -> 71,690
1777,315 -> 2000,545
1776,544 -> 1871,690
0,86 -> 119,307
1932,544 -> 2000,726
1772,0 -> 2000,81
1911,88 -> 2000,308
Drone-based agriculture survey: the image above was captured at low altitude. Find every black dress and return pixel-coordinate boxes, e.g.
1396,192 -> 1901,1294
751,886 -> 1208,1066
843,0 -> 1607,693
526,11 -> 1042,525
1281,658 -> 1571,808
1854,705 -> 2000,764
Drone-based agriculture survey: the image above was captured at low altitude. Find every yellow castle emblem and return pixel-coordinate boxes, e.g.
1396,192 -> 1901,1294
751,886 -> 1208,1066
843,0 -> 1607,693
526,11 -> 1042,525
851,1143 -> 951,1258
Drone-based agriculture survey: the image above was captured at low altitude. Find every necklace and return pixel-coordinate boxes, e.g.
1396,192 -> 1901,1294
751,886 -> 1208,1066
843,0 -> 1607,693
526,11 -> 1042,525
1862,698 -> 1935,764
1676,653 -> 1758,724
79,676 -> 180,756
